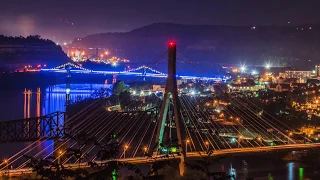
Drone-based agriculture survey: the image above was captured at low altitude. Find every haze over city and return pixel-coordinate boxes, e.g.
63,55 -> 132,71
1,0 -> 320,41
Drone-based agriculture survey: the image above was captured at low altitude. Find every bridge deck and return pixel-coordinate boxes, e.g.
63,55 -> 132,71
2,143 -> 319,177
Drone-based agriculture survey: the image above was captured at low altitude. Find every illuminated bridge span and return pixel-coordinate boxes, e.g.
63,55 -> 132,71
0,42 -> 318,177
41,59 -> 229,81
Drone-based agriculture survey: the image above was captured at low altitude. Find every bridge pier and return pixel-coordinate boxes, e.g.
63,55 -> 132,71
143,66 -> 147,81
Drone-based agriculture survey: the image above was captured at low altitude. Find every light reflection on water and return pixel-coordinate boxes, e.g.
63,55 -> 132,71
288,162 -> 295,180
39,84 -> 112,156
0,84 -> 112,160
21,84 -> 112,117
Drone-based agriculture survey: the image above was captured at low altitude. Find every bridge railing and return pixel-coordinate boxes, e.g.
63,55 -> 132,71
0,112 -> 65,143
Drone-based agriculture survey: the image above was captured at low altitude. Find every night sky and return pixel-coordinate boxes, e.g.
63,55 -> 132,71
1,0 -> 319,42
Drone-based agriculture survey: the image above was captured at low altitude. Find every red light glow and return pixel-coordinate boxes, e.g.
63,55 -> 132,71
169,41 -> 175,46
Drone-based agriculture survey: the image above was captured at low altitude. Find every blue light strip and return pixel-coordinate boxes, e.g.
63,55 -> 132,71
41,69 -> 230,80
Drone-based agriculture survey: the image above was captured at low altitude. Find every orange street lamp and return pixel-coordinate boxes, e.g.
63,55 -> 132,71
124,145 -> 129,158
4,159 -> 8,172
58,150 -> 63,164
186,139 -> 190,153
205,141 -> 209,150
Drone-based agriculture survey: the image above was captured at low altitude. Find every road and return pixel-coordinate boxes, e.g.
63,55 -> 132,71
2,143 -> 319,177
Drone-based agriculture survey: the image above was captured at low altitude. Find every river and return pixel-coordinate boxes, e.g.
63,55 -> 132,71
0,83 -> 112,163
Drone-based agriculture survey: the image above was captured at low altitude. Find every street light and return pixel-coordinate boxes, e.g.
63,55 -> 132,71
4,159 -> 8,174
186,139 -> 190,153
58,150 -> 63,164
124,145 -> 129,159
205,141 -> 209,151
257,137 -> 262,142
288,132 -> 293,144
143,147 -> 148,154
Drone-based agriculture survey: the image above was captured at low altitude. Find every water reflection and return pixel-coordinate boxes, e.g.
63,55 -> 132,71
288,162 -> 294,180
299,167 -> 304,180
22,84 -> 112,157
36,88 -> 40,117
22,84 -> 112,117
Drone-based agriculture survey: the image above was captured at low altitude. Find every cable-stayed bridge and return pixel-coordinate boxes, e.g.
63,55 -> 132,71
0,42 -> 319,177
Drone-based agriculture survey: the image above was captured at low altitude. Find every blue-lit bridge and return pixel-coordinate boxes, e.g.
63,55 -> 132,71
0,42 -> 318,178
40,51 -> 230,81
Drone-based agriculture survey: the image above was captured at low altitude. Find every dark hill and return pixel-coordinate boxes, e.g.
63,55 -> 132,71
0,35 -> 70,71
72,23 -> 320,69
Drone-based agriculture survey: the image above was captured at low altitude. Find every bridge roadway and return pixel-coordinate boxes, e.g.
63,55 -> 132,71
41,69 -> 226,81
3,143 -> 320,176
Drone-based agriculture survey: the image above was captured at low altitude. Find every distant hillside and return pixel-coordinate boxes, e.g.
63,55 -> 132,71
72,23 -> 320,69
0,35 -> 70,71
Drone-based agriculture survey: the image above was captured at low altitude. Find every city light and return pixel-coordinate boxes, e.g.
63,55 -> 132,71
171,147 -> 177,153
112,62 -> 117,66
240,65 -> 246,73
112,133 -> 117,138
105,51 -> 109,55
191,91 -> 195,95
251,70 -> 258,75
63,42 -> 67,46
265,63 -> 271,70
